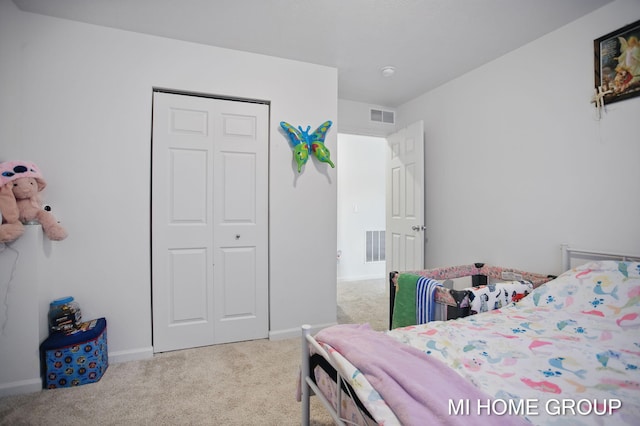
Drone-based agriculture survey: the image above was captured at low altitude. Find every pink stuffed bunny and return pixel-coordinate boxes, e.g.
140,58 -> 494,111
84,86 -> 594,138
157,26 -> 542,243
0,182 -> 24,242
0,161 -> 67,241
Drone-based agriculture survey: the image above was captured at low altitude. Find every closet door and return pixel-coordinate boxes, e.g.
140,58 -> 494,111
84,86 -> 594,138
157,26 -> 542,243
151,92 -> 268,352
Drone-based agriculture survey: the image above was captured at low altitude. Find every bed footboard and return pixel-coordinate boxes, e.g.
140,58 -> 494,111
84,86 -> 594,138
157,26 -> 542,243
301,325 -> 375,426
301,325 -> 349,426
301,325 -> 312,426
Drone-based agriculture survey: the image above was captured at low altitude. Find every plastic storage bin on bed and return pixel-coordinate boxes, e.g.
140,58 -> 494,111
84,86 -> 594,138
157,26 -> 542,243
40,317 -> 108,389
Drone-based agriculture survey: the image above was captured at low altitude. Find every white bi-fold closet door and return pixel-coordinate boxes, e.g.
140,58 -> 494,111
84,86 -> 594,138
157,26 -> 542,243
151,91 -> 269,353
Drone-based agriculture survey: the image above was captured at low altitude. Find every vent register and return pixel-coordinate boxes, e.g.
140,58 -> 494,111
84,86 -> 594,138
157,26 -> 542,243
370,108 -> 395,124
365,230 -> 385,263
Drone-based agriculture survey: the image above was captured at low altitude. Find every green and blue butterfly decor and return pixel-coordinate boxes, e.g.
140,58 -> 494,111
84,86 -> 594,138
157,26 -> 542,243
280,120 -> 334,173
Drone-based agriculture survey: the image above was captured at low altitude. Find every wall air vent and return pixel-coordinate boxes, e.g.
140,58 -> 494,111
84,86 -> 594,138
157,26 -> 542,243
370,108 -> 395,124
365,230 -> 386,263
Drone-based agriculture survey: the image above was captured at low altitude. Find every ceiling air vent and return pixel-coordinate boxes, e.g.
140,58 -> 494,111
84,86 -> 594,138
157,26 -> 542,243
370,108 -> 395,124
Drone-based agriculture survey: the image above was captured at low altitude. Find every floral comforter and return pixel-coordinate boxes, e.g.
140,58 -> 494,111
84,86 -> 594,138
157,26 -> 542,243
319,260 -> 640,425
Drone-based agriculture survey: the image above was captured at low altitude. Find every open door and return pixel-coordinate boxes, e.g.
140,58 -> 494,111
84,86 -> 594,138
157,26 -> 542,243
385,120 -> 425,276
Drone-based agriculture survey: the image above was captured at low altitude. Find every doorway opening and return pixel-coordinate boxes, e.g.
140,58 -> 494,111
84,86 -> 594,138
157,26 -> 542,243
336,132 -> 387,329
336,133 -> 387,282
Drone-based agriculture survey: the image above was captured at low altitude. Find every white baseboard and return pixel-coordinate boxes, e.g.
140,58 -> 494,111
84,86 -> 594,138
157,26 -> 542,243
0,377 -> 42,397
268,322 -> 338,340
108,346 -> 154,363
337,274 -> 385,282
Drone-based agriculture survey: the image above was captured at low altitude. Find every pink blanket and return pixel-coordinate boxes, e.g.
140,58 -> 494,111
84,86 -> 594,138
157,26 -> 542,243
315,324 -> 529,425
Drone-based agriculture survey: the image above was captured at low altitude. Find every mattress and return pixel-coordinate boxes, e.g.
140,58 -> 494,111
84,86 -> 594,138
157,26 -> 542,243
313,260 -> 640,425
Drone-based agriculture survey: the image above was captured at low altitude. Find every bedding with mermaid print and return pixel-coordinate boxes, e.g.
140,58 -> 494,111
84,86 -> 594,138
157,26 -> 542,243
385,260 -> 640,425
317,260 -> 639,425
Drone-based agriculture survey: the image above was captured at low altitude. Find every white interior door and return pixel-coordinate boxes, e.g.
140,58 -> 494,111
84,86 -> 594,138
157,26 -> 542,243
385,120 -> 425,275
151,91 -> 269,353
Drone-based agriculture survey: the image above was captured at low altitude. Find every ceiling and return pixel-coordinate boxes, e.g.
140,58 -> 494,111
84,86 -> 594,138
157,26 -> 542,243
13,0 -> 612,107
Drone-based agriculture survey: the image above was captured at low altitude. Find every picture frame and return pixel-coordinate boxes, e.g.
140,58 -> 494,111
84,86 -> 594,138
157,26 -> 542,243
594,19 -> 640,105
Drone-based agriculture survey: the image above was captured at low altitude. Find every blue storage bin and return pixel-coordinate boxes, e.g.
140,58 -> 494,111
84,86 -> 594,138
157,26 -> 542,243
40,317 -> 108,389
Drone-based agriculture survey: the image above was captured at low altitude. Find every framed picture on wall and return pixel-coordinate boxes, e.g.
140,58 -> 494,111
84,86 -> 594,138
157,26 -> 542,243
594,19 -> 640,105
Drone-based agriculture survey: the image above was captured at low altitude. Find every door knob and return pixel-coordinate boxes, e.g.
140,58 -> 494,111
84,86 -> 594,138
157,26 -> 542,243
411,225 -> 426,231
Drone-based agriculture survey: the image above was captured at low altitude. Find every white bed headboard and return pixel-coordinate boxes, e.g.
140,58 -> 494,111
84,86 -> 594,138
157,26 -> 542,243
561,243 -> 640,272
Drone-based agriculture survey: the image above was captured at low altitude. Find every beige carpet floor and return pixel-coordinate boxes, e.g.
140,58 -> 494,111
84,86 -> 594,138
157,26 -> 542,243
0,278 -> 388,425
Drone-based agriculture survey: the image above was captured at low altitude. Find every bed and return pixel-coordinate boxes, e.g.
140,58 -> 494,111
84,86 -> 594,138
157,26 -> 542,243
299,246 -> 640,425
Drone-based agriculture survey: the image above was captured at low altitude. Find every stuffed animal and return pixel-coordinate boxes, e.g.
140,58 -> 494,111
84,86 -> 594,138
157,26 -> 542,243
0,182 -> 24,242
0,161 -> 67,241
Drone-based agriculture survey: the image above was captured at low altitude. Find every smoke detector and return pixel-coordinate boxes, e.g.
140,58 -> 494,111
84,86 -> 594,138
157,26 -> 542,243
381,66 -> 396,77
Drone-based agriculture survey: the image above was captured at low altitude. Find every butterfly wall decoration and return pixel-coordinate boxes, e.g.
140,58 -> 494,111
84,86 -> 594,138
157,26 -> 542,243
280,120 -> 334,173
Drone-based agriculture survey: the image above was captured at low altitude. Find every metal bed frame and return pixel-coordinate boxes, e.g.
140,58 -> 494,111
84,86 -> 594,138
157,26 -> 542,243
560,243 -> 640,271
301,324 -> 371,426
301,244 -> 640,426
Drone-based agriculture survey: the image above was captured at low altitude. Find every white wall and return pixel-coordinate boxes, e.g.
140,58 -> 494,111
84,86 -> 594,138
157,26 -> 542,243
338,99 -> 397,137
0,226 -> 43,396
397,0 -> 640,275
337,134 -> 386,281
0,0 -> 338,378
